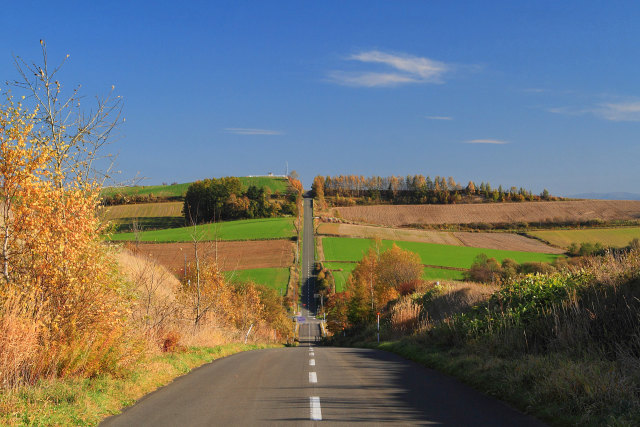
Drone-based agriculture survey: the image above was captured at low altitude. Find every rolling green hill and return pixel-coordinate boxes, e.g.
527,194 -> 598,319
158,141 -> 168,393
101,176 -> 290,200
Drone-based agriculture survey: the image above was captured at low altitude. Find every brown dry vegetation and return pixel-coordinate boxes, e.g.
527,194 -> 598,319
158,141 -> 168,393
333,200 -> 640,227
116,248 -> 292,349
453,232 -> 563,253
99,202 -> 183,221
318,222 -> 563,254
123,239 -> 295,276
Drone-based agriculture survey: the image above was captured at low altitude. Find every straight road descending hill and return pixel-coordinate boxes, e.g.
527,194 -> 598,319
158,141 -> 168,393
301,196 -> 317,318
101,197 -> 545,426
299,195 -> 322,344
101,345 -> 545,425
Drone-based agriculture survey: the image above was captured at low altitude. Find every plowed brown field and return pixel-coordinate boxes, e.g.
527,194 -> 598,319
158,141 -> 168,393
123,239 -> 294,276
333,200 -> 640,227
317,223 -> 563,254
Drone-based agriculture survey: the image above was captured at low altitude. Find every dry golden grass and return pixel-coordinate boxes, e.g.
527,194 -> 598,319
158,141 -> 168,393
318,222 -> 562,254
334,200 -> 640,227
0,294 -> 41,388
424,281 -> 498,323
390,296 -> 421,334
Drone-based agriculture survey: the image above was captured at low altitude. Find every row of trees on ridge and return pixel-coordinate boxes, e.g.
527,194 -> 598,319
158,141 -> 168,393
312,175 -> 556,207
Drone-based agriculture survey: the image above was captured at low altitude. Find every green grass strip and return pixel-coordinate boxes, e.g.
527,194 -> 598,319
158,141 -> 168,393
225,268 -> 290,293
108,217 -> 295,242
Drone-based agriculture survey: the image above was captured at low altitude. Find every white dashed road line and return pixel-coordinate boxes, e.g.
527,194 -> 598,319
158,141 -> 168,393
310,396 -> 322,421
309,372 -> 317,383
309,359 -> 315,366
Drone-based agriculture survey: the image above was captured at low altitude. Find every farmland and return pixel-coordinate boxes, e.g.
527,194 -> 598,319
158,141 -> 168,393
109,217 -> 294,242
100,201 -> 184,232
224,268 -> 290,292
318,222 -> 562,254
332,200 -> 640,227
122,240 -> 294,274
101,176 -> 290,199
322,236 -> 560,271
324,261 -> 464,291
529,227 -> 640,249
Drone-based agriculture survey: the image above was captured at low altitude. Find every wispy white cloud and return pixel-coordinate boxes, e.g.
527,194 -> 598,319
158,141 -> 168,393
594,101 -> 640,121
328,50 -> 450,87
549,101 -> 640,122
464,139 -> 509,144
224,128 -> 284,135
328,71 -> 420,87
426,115 -> 453,121
522,88 -> 548,93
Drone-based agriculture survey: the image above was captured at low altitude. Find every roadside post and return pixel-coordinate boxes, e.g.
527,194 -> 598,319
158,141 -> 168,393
377,312 -> 380,343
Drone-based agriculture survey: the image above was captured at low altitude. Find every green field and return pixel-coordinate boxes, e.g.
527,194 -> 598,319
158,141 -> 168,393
323,262 -> 355,292
108,217 -> 294,242
224,268 -> 290,293
323,262 -> 465,291
237,176 -> 290,193
101,176 -> 290,199
529,227 -> 640,249
322,237 -> 561,269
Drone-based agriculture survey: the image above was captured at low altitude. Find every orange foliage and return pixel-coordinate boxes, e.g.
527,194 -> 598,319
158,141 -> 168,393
328,244 -> 423,328
0,97 -> 138,384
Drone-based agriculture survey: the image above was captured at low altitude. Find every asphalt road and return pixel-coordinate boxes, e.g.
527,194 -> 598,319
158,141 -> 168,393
101,345 -> 545,426
300,196 -> 317,319
101,196 -> 546,426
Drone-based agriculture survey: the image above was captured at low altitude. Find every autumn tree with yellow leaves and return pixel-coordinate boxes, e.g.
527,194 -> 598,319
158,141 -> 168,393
327,244 -> 423,329
0,42 -> 133,385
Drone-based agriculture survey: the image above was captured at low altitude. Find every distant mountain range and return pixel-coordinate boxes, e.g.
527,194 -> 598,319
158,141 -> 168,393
569,192 -> 640,201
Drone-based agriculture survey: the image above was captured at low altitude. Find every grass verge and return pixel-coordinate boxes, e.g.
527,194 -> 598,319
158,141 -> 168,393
360,338 -> 637,426
0,343 -> 278,426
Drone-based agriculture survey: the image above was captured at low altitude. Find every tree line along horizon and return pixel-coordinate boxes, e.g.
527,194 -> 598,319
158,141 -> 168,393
312,174 -> 557,207
100,172 -> 558,226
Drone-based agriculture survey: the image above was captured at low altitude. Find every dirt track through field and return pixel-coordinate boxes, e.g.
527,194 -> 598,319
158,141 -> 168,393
122,240 -> 294,276
333,200 -> 640,227
318,223 -> 563,254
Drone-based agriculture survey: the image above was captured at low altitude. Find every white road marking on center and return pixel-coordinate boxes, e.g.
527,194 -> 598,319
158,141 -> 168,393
310,396 -> 322,421
310,352 -> 314,357
309,372 -> 317,383
309,359 -> 315,366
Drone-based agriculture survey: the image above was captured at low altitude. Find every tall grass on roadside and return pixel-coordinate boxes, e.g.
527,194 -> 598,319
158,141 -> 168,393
436,250 -> 640,359
0,292 -> 41,388
393,250 -> 640,424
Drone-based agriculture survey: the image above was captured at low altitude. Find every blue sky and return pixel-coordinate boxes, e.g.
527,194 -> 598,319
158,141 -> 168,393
2,1 -> 639,195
